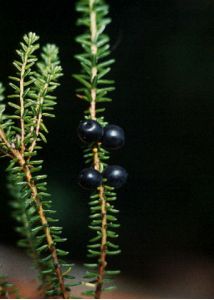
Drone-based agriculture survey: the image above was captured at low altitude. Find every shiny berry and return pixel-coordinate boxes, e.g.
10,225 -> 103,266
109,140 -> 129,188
103,165 -> 128,189
77,120 -> 103,143
79,168 -> 102,190
102,125 -> 125,150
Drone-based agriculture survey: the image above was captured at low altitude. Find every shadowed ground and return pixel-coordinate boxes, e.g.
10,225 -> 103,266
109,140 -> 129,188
1,245 -> 214,298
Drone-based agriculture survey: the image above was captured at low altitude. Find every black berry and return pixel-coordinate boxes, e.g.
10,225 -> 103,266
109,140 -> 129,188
79,168 -> 102,190
102,125 -> 125,150
103,165 -> 128,189
78,120 -> 103,143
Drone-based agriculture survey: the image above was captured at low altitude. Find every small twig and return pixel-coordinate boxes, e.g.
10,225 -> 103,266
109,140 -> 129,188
0,128 -> 17,158
28,83 -> 48,154
19,50 -> 30,155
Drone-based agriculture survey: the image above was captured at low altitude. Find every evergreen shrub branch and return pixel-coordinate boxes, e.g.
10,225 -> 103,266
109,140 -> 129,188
0,33 -> 75,299
74,0 -> 125,298
0,1 -> 126,299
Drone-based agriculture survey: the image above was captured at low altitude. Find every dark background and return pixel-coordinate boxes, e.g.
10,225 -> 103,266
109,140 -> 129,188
0,0 -> 214,297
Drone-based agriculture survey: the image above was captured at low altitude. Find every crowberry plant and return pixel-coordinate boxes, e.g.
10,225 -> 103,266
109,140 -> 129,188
0,0 -> 128,299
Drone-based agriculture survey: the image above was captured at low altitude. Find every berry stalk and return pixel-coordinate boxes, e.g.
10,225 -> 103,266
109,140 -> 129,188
75,0 -> 126,298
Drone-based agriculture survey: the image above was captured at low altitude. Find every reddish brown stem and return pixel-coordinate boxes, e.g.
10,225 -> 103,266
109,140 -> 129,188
0,129 -> 68,299
89,1 -> 108,295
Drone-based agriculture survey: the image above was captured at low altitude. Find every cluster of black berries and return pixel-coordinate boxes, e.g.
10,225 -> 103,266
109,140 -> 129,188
78,120 -> 128,190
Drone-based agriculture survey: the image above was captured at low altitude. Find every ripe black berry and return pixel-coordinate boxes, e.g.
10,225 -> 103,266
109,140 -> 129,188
78,168 -> 102,190
102,125 -> 125,150
103,165 -> 128,189
77,120 -> 103,143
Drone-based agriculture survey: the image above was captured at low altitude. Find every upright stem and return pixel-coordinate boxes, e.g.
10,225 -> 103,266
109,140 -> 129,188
28,83 -> 48,154
89,1 -> 108,298
17,153 -> 68,299
19,51 -> 29,155
89,0 -> 98,120
93,148 -> 108,299
95,187 -> 107,299
0,128 -> 68,300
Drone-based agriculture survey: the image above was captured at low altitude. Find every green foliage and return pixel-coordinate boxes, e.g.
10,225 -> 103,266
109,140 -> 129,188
75,0 -> 121,298
7,33 -> 62,150
0,0 -> 122,298
0,33 -> 74,298
82,187 -> 121,297
74,0 -> 115,110
0,275 -> 19,298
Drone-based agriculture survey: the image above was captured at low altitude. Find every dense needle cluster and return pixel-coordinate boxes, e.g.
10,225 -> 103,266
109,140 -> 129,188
74,0 -> 127,298
0,33 -> 75,298
0,0 -> 128,299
